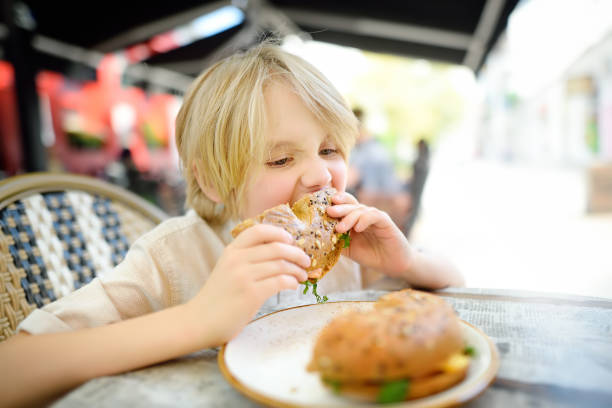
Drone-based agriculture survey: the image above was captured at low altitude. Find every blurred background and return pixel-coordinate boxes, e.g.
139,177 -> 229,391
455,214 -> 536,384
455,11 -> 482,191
1,0 -> 611,298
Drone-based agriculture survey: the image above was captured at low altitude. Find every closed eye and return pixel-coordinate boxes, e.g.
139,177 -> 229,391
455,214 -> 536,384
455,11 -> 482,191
320,148 -> 338,156
266,157 -> 293,167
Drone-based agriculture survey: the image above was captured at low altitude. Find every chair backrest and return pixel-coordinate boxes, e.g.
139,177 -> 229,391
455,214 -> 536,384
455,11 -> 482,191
0,172 -> 169,341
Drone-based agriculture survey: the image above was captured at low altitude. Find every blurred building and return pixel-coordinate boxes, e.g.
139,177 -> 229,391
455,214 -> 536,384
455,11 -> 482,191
476,0 -> 612,212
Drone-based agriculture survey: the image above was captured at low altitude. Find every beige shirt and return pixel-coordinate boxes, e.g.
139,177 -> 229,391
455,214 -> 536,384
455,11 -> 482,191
18,210 -> 362,334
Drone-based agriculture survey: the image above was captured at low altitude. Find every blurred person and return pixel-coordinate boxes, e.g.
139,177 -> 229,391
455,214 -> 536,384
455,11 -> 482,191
404,138 -> 430,238
347,107 -> 411,230
103,147 -> 157,203
0,43 -> 463,407
104,147 -> 137,189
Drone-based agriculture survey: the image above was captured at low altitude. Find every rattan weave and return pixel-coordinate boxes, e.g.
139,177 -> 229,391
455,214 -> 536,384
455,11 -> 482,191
0,173 -> 168,341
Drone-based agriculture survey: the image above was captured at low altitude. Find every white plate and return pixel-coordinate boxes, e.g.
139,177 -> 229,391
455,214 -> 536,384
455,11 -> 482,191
219,301 -> 499,407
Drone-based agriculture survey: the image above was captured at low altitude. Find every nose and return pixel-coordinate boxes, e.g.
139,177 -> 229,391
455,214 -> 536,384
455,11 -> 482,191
300,157 -> 332,191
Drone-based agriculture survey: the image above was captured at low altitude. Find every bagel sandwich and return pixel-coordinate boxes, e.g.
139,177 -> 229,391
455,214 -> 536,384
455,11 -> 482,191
307,289 -> 472,402
231,188 -> 348,300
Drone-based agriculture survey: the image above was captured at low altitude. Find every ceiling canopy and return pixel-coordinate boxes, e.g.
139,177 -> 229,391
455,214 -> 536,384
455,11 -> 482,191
1,0 -> 520,89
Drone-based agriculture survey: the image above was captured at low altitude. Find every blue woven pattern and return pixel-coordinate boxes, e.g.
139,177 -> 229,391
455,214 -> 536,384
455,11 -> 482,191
0,193 -> 135,314
0,180 -> 161,341
92,197 -> 130,266
43,193 -> 97,291
0,202 -> 56,308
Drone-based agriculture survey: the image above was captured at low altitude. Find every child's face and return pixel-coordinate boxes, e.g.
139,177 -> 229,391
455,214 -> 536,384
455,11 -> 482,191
240,81 -> 347,219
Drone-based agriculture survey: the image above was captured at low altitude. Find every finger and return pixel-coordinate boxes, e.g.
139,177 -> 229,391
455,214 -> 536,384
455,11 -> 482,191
332,191 -> 359,205
232,223 -> 293,248
336,207 -> 369,233
243,242 -> 311,268
353,208 -> 387,232
338,207 -> 391,233
251,260 -> 308,283
327,203 -> 363,218
256,274 -> 300,300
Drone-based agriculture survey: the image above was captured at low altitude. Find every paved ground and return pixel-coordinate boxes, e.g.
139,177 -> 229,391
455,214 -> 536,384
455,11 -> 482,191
411,159 -> 612,299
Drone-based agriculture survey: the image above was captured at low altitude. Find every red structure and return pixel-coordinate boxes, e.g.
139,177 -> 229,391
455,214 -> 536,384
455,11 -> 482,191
0,61 -> 22,175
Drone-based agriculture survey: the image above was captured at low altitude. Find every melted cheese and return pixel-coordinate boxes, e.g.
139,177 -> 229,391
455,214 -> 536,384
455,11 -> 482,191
441,353 -> 470,373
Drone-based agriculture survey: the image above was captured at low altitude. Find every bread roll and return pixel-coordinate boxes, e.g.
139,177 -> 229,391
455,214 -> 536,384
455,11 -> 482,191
232,188 -> 343,281
308,289 -> 470,401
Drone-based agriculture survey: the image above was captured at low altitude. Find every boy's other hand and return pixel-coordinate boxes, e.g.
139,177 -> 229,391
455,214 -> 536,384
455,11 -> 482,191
187,224 -> 310,346
327,191 -> 413,278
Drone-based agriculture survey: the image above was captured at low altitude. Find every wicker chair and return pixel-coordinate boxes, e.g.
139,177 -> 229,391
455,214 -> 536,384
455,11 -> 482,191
0,173 -> 169,341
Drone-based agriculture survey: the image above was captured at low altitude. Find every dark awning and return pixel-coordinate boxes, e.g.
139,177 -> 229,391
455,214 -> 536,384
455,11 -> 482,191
1,0 -> 520,81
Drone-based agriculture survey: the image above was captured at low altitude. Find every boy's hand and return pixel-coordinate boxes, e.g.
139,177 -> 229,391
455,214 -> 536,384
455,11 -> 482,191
187,224 -> 310,346
327,192 -> 413,278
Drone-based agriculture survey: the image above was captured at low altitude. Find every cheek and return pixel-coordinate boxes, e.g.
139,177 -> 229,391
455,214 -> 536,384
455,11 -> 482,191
241,173 -> 295,218
330,160 -> 348,192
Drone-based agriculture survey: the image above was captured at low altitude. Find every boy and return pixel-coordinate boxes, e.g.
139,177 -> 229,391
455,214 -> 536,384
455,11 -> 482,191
0,43 -> 463,407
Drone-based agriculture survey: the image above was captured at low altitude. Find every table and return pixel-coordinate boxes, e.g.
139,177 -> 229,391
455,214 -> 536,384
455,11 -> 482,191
51,288 -> 612,407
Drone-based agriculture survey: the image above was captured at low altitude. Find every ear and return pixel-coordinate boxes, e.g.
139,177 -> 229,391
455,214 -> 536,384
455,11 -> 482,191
192,163 -> 221,203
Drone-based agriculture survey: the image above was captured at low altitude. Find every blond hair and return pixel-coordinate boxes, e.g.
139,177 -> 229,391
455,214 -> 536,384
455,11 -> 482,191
175,43 -> 358,225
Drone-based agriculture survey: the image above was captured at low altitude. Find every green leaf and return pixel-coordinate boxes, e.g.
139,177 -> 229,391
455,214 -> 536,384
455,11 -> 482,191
313,282 -> 322,303
377,379 -> 410,404
323,378 -> 342,394
339,232 -> 351,248
464,345 -> 476,356
301,280 -> 328,303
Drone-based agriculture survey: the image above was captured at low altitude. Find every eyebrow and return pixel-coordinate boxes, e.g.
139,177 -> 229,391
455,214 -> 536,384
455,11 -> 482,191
266,141 -> 300,152
267,135 -> 334,151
